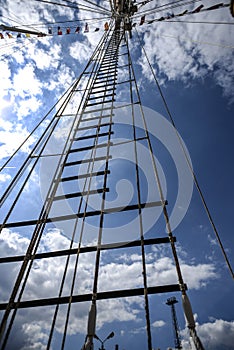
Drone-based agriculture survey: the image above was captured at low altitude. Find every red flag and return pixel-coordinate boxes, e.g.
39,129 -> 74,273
58,26 -> 62,35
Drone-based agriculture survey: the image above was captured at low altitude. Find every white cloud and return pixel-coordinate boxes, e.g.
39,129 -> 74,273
137,4 -> 234,101
152,320 -> 166,328
69,40 -> 94,65
181,318 -> 234,350
198,319 -> 234,349
12,63 -> 43,99
0,173 -> 11,182
0,119 -> 34,160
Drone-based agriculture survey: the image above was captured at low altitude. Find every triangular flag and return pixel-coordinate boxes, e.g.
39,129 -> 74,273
207,3 -> 224,11
192,5 -> 204,13
178,9 -> 188,16
104,22 -> 109,31
84,23 -> 89,32
140,15 -> 145,25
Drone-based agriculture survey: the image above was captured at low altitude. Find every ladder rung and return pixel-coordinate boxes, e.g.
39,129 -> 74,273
90,87 -> 116,94
52,188 -> 109,201
81,115 -> 114,122
88,93 -> 116,101
2,200 -> 168,228
69,142 -> 113,154
74,131 -> 113,141
77,121 -> 114,130
95,75 -> 117,82
97,69 -> 117,76
0,237 -> 176,264
102,56 -> 117,62
65,155 -> 112,167
0,284 -> 186,310
60,170 -> 110,182
85,99 -> 115,107
99,64 -> 117,71
92,82 -> 116,89
82,107 -> 115,115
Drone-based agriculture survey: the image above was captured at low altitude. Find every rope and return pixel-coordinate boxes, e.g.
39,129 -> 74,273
69,0 -> 111,13
135,27 -> 234,280
161,19 -> 234,25
34,0 -> 111,16
133,0 -> 202,18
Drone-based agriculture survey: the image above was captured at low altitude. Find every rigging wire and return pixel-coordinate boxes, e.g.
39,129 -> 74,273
11,16 -> 111,27
0,10 -> 43,34
157,19 -> 234,25
0,39 -> 35,60
34,0 -> 111,16
61,0 -> 111,13
133,0 -> 202,19
135,27 -> 234,280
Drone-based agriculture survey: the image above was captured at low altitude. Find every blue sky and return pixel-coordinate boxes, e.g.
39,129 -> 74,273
0,1 -> 234,350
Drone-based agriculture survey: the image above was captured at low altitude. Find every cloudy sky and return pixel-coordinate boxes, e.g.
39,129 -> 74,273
0,0 -> 234,350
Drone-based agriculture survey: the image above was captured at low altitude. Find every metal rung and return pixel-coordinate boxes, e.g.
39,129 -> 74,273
97,69 -> 117,76
0,284 -> 186,310
77,121 -> 114,130
60,170 -> 110,183
74,131 -> 113,141
88,93 -> 116,101
90,87 -> 116,94
2,200 -> 167,228
99,64 -> 117,71
95,76 -> 117,82
99,64 -> 117,70
99,63 -> 127,72
51,188 -> 109,201
65,155 -> 112,167
0,237 -> 176,264
81,115 -> 114,122
82,107 -> 115,115
85,99 -> 115,107
94,79 -> 116,85
92,82 -> 116,89
102,56 -> 117,62
69,142 -> 113,154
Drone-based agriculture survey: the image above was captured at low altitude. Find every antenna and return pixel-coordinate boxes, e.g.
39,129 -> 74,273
166,297 -> 182,349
